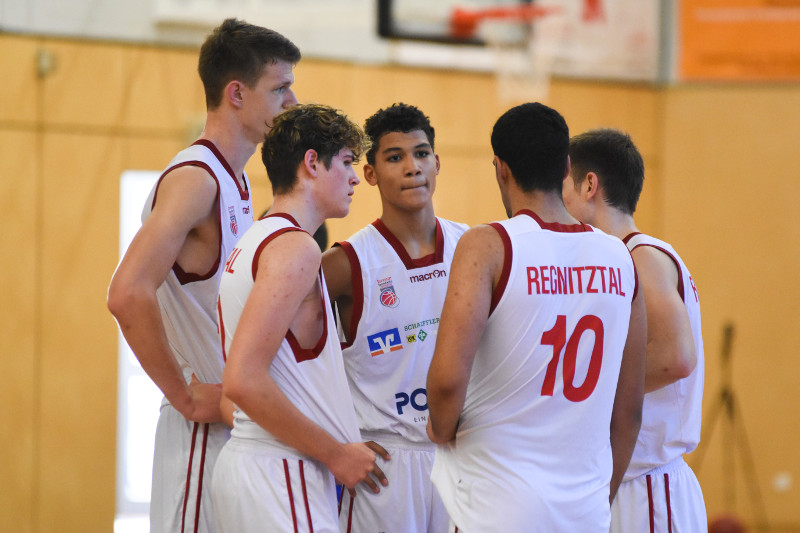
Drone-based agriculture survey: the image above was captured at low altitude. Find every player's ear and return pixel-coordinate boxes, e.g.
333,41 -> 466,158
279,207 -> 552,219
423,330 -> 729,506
225,80 -> 244,108
493,156 -> 508,185
585,172 -> 600,200
434,153 -> 441,175
303,149 -> 321,177
363,163 -> 378,186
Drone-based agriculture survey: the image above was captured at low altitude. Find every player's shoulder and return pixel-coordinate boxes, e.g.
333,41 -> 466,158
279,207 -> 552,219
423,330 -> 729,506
258,227 -> 319,267
458,223 -> 505,251
321,241 -> 351,274
158,163 -> 218,198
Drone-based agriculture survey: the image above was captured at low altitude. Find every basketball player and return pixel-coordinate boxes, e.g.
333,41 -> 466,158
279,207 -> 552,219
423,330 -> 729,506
426,103 -> 647,532
563,128 -> 707,532
106,19 -> 300,533
322,103 -> 467,532
212,104 -> 386,533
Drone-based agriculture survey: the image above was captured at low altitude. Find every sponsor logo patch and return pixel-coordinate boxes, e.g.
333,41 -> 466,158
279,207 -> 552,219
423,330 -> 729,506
377,276 -> 399,308
403,317 -> 440,332
228,206 -> 238,236
409,268 -> 448,284
367,328 -> 403,357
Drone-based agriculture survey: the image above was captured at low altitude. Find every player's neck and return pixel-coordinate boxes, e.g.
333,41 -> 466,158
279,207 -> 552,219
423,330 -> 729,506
592,208 -> 638,240
379,205 -> 437,258
268,195 -> 324,236
198,114 -> 258,182
514,190 -> 577,225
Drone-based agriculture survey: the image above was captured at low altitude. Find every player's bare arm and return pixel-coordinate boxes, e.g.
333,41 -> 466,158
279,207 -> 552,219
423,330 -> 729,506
223,231 -> 386,492
631,246 -> 697,393
609,285 -> 646,502
320,245 -> 356,342
426,225 -> 502,444
108,166 -> 224,423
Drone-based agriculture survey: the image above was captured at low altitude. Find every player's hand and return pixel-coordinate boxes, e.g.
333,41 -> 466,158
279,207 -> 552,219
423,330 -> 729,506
364,441 -> 390,488
364,440 -> 391,462
179,374 -> 224,423
327,442 -> 383,493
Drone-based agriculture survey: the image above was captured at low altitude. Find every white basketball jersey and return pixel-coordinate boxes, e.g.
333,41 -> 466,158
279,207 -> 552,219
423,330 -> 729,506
142,140 -> 253,384
622,232 -> 705,480
431,210 -> 638,532
337,218 -> 468,443
217,214 -> 361,453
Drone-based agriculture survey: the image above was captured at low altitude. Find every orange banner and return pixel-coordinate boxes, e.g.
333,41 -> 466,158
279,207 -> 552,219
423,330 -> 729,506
680,0 -> 800,80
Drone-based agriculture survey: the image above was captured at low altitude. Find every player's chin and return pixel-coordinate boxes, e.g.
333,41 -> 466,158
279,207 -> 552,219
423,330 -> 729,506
330,201 -> 352,219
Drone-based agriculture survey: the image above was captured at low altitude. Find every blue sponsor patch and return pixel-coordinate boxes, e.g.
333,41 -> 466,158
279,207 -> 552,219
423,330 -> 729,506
367,328 -> 403,357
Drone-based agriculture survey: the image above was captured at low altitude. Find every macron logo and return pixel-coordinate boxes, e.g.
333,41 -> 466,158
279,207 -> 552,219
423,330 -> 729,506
367,328 -> 403,357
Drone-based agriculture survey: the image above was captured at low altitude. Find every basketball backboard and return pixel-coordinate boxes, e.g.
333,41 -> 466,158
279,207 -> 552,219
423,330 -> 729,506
376,0 -> 665,83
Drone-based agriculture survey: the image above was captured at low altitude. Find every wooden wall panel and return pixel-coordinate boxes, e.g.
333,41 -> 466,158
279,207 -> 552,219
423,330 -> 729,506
41,40 -> 130,129
0,36 -> 38,123
122,46 -> 205,134
36,131 -> 121,532
0,130 -> 38,533
661,86 -> 800,528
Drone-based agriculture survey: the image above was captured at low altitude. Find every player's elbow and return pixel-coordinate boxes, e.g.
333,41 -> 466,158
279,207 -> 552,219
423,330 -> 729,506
107,276 -> 138,322
221,373 -> 247,407
221,362 -> 260,408
674,345 -> 698,379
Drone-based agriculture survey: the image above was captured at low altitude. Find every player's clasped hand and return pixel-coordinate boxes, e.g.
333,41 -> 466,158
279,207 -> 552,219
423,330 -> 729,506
181,373 -> 224,424
329,442 -> 389,494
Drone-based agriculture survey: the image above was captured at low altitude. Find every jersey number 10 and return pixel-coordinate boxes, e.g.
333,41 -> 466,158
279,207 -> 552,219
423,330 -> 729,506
540,314 -> 604,402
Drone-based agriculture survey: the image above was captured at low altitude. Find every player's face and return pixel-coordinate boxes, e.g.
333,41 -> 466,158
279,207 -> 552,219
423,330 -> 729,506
242,60 -> 298,143
562,172 -> 589,222
365,130 -> 439,212
319,148 -> 361,219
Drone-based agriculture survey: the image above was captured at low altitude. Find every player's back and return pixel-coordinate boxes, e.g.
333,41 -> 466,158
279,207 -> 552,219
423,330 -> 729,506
432,210 -> 637,532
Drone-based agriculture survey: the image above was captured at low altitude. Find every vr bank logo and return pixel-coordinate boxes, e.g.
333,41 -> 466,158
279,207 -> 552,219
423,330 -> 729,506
367,328 -> 403,357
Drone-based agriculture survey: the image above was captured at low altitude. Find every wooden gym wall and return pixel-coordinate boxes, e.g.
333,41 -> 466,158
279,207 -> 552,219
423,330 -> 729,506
1,32 -> 797,531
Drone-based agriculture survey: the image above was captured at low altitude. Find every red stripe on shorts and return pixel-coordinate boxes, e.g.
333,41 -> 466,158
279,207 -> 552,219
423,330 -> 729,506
192,423 -> 210,533
284,459 -> 299,533
346,492 -> 355,533
665,473 -> 673,533
646,474 -> 655,533
180,422 -> 200,533
299,460 -> 314,533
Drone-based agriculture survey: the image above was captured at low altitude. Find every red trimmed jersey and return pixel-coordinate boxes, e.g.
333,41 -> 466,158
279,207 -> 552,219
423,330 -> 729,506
336,217 -> 468,443
622,232 -> 705,480
431,210 -> 638,532
142,139 -> 253,384
217,214 -> 361,451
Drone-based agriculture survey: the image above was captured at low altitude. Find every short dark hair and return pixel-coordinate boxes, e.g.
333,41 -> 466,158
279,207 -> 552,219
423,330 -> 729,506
261,104 -> 371,195
198,18 -> 301,110
363,103 -> 435,165
569,128 -> 644,215
490,102 -> 569,193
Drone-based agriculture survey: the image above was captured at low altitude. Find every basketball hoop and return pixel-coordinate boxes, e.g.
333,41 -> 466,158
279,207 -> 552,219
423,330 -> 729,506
448,4 -> 564,103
